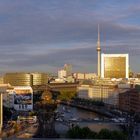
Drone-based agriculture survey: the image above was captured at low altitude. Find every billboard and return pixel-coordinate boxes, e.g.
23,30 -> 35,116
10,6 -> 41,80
14,93 -> 32,105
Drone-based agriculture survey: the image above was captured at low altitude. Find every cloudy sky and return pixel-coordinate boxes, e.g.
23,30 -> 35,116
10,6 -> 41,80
0,0 -> 140,73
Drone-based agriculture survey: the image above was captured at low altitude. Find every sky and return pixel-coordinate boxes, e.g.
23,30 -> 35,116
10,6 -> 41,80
0,0 -> 140,73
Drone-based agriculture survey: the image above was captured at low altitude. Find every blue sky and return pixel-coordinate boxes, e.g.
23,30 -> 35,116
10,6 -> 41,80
0,0 -> 140,73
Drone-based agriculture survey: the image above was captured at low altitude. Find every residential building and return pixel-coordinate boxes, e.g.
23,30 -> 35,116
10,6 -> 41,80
119,88 -> 140,113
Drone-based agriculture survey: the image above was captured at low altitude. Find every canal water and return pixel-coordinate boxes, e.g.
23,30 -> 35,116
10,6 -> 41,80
55,104 -> 121,136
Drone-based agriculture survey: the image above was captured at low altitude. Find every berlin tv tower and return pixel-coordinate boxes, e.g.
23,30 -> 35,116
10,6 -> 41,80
96,24 -> 101,78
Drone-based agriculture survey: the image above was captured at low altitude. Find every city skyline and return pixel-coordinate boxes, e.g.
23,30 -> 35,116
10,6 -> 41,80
0,0 -> 140,73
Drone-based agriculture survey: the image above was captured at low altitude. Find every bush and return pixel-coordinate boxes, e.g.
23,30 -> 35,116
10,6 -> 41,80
66,126 -> 128,139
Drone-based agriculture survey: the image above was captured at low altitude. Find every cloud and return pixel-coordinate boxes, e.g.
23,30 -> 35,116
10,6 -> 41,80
0,0 -> 140,72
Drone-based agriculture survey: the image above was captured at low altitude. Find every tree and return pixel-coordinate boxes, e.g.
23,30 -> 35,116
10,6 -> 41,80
66,125 -> 82,138
97,129 -> 111,139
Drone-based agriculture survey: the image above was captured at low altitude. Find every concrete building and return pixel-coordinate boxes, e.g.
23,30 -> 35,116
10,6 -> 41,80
77,81 -> 119,107
119,88 -> 140,113
13,86 -> 33,111
2,84 -> 14,108
0,84 -> 13,132
58,69 -> 67,79
64,64 -> 72,76
73,73 -> 97,80
78,79 -> 132,107
101,54 -> 129,78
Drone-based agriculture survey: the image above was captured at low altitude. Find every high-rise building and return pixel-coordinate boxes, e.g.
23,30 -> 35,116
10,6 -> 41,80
58,69 -> 67,79
101,54 -> 129,78
96,24 -> 101,78
63,64 -> 72,76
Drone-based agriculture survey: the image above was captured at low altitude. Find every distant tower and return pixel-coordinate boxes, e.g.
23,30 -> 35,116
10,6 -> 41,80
96,24 -> 101,78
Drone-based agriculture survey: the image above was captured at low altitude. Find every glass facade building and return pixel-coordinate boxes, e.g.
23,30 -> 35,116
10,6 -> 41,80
4,73 -> 32,86
101,54 -> 129,78
4,72 -> 48,86
32,73 -> 48,86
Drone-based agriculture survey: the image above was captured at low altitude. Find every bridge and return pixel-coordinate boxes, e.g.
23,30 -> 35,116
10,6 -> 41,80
55,118 -> 128,128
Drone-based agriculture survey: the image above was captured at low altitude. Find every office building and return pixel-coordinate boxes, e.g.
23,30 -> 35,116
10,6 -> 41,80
13,86 -> 33,111
119,88 -> 140,113
4,72 -> 48,86
2,84 -> 14,108
77,81 -> 119,107
4,73 -> 32,86
63,64 -> 72,76
58,69 -> 67,79
73,73 -> 97,80
32,73 -> 48,86
101,54 -> 129,78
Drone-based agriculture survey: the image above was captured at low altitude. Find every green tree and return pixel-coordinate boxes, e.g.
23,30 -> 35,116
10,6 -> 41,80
111,130 -> 128,140
97,129 -> 111,139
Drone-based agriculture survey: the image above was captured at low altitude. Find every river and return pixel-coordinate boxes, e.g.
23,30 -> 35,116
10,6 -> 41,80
55,104 -> 121,136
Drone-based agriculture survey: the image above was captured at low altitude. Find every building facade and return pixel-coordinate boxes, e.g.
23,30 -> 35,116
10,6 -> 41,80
0,84 -> 13,132
4,72 -> 48,86
119,89 -> 140,113
101,54 -> 129,78
78,83 -> 119,107
63,64 -> 72,76
13,86 -> 33,111
32,73 -> 48,86
58,69 -> 67,79
73,73 -> 97,80
4,73 -> 32,86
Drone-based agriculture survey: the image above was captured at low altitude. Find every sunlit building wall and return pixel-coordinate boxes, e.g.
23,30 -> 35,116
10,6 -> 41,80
2,85 -> 14,108
78,84 -> 119,107
73,73 -> 97,80
0,76 -> 4,84
32,73 -> 48,86
13,86 -> 33,111
4,72 -> 48,86
63,64 -> 72,76
4,73 -> 32,86
0,84 -> 13,132
101,54 -> 129,78
58,69 -> 67,79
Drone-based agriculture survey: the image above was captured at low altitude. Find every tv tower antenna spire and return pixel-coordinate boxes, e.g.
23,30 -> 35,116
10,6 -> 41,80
96,24 -> 101,78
